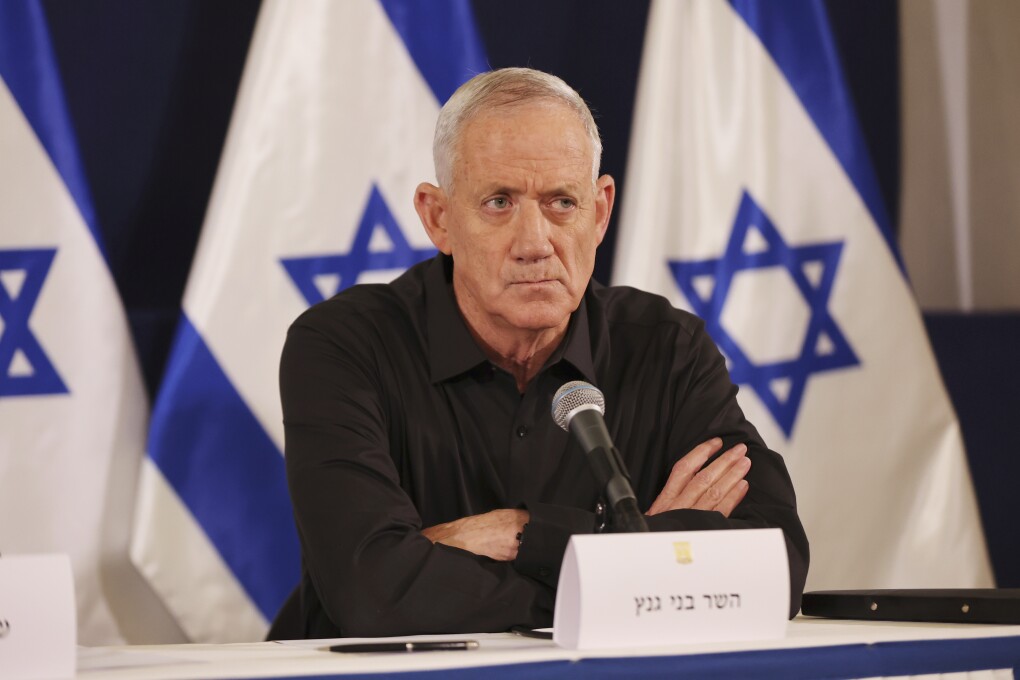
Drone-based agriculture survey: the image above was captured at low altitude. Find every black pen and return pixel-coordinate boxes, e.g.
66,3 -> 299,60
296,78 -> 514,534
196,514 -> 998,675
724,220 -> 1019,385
328,640 -> 479,653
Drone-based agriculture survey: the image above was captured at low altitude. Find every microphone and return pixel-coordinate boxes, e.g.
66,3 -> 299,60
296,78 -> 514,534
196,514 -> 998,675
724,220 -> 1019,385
552,381 -> 649,532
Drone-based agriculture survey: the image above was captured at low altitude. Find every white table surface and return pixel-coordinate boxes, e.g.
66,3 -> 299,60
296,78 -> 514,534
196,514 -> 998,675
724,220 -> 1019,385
74,617 -> 1020,679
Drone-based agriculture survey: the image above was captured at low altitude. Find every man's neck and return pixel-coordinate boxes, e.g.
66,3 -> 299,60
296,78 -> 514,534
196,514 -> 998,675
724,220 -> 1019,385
469,322 -> 567,393
450,300 -> 566,393
449,274 -> 571,393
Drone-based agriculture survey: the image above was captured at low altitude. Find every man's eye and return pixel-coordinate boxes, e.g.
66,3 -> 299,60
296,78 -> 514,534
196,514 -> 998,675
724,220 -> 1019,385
486,197 -> 510,209
553,198 -> 575,210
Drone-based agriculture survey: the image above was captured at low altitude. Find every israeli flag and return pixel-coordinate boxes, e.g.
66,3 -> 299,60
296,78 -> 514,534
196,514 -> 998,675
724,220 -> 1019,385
0,3 -> 150,644
130,0 -> 487,642
614,0 -> 993,590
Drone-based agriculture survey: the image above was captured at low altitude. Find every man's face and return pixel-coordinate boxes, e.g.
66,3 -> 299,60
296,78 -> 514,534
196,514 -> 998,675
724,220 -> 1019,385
429,101 -> 614,336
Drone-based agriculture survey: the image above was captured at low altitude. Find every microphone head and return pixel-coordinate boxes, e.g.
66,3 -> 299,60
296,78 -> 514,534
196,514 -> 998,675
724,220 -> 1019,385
552,380 -> 606,431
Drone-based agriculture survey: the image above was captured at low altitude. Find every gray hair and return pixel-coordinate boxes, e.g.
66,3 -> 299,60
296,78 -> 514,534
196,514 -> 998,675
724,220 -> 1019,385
433,67 -> 603,191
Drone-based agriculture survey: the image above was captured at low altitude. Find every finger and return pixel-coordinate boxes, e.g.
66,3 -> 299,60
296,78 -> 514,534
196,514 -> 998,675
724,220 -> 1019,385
647,438 -> 723,515
488,509 -> 527,561
672,443 -> 747,509
715,479 -> 750,518
691,454 -> 750,512
647,437 -> 724,514
503,509 -> 527,561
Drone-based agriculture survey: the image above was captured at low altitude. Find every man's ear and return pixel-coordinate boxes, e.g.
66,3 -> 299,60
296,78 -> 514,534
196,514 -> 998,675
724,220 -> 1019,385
594,174 -> 616,246
414,182 -> 452,254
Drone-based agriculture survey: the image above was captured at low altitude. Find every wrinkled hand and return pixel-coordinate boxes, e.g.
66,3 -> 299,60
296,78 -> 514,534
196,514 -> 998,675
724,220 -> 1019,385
646,438 -> 750,517
421,509 -> 529,561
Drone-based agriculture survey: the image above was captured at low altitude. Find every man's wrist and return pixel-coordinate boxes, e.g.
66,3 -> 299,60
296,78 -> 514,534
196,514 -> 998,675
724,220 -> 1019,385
513,502 -> 598,587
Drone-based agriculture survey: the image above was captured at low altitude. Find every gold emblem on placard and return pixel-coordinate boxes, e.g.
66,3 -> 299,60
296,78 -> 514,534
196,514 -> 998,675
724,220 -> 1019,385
673,541 -> 693,564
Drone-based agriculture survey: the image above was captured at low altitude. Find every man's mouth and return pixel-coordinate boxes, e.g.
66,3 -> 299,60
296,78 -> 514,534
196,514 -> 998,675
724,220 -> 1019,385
509,279 -> 557,286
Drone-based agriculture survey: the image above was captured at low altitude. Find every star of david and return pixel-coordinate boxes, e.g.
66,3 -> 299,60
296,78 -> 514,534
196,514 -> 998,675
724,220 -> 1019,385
281,184 -> 436,306
668,191 -> 859,437
0,248 -> 69,398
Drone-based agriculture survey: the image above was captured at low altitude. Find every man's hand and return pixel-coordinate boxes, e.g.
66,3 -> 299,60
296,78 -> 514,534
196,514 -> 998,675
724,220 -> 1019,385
646,438 -> 750,517
421,509 -> 529,561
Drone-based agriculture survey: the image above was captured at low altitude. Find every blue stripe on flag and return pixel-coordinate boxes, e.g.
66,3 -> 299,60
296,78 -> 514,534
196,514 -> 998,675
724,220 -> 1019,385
379,0 -> 488,105
729,0 -> 902,271
148,315 -> 299,621
0,1 -> 105,259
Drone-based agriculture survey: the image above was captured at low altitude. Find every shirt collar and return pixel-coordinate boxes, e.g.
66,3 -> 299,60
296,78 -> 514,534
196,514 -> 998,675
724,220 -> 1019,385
426,256 -> 488,383
424,255 -> 597,385
551,291 -> 597,384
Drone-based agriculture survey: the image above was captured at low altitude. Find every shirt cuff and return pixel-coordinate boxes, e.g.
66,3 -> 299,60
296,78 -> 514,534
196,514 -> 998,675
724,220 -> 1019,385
513,502 -> 595,588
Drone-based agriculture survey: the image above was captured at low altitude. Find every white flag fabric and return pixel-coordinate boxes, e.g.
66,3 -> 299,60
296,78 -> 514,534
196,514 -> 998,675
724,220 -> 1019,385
130,0 -> 487,642
614,0 -> 993,590
0,3 -> 150,644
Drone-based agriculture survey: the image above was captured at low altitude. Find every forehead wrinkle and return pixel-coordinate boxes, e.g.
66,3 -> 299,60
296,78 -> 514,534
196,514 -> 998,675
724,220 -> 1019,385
476,131 -> 590,164
464,156 -> 591,195
452,102 -> 595,197
470,176 -> 590,202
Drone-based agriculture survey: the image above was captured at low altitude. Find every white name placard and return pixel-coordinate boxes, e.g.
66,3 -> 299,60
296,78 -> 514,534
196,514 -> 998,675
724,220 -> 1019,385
0,554 -> 76,679
553,529 -> 789,650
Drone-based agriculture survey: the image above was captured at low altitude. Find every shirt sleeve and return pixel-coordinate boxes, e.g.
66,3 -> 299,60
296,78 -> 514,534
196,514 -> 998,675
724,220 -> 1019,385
514,317 -> 809,619
281,315 -> 554,637
646,319 -> 810,619
512,502 -> 595,588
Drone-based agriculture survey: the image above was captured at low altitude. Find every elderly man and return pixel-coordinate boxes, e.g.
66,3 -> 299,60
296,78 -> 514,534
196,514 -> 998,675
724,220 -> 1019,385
280,67 -> 808,638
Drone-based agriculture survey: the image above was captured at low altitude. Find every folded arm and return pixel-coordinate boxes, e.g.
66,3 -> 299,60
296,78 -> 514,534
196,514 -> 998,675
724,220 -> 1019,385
282,319 -> 553,637
506,320 -> 809,618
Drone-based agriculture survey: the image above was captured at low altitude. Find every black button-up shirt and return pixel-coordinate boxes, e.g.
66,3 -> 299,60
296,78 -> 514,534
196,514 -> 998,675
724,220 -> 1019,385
281,255 -> 808,638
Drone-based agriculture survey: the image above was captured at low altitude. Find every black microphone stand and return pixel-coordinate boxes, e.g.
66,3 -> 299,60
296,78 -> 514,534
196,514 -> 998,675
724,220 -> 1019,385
568,412 -> 650,533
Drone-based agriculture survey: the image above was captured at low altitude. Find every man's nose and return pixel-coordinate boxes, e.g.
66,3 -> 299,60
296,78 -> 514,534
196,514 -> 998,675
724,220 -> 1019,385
510,201 -> 554,262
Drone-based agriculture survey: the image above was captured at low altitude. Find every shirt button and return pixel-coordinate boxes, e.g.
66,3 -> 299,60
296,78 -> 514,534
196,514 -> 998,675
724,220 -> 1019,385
516,426 -> 528,439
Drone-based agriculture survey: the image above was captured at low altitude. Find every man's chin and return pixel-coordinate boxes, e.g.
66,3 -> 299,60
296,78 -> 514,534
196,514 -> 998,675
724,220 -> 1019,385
500,301 -> 575,333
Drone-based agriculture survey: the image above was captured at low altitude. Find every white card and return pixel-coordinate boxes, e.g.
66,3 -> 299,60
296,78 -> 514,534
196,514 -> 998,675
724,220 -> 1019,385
553,529 -> 789,650
0,554 -> 76,679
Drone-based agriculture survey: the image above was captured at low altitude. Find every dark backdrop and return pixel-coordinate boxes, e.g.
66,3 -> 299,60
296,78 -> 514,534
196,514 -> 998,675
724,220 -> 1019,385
40,0 -> 1018,587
